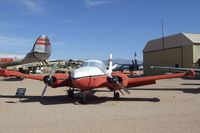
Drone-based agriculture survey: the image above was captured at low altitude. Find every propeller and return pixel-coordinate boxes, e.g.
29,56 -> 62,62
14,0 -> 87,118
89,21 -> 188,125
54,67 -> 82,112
98,66 -> 130,94
41,64 -> 57,97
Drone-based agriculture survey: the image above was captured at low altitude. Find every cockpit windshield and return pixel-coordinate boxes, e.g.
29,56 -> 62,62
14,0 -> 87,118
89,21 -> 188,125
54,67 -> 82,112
81,60 -> 106,70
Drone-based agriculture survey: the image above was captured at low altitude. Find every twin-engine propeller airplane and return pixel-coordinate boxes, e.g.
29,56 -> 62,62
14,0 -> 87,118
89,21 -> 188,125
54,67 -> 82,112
0,35 -> 51,68
0,54 -> 195,104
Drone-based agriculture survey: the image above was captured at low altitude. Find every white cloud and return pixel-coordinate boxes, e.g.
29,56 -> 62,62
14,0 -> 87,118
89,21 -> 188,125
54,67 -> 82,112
19,0 -> 47,14
85,0 -> 113,6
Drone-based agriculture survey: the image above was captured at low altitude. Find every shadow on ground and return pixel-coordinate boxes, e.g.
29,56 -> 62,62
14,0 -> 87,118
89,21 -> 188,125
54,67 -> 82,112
0,94 -> 160,105
131,87 -> 200,94
0,77 -> 24,81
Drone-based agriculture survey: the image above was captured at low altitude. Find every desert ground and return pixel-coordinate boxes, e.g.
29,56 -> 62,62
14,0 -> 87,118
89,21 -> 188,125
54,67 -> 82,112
0,77 -> 200,133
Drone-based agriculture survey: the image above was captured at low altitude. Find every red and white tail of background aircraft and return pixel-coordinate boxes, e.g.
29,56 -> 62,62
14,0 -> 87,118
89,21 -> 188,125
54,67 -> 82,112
0,54 -> 195,104
0,35 -> 51,68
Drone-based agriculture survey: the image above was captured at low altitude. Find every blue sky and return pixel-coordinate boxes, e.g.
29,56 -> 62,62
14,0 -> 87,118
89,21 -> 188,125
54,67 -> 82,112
0,0 -> 200,61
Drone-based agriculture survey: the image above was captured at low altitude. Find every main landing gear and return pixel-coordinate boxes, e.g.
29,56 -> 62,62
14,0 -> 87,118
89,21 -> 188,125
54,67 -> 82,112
67,88 -> 122,103
67,88 -> 86,104
79,91 -> 86,104
67,88 -> 74,99
113,91 -> 120,100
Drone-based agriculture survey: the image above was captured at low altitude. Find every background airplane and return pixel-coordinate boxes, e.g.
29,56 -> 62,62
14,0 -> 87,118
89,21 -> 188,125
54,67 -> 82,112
0,35 -> 51,68
0,55 -> 195,104
113,52 -> 142,74
151,66 -> 200,73
151,66 -> 200,78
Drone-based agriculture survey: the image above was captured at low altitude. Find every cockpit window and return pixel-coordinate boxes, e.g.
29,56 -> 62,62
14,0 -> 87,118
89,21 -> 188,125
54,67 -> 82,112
80,60 -> 106,70
81,61 -> 90,67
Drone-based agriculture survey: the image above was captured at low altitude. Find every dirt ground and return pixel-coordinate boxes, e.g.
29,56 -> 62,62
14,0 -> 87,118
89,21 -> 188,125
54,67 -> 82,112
0,77 -> 200,133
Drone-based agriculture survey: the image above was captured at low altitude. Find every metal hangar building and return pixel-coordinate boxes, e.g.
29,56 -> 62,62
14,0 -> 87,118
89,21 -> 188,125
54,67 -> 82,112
143,33 -> 200,75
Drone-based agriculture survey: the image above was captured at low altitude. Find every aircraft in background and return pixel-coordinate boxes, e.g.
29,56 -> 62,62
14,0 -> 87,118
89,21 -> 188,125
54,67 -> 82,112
0,35 -> 51,68
0,54 -> 195,104
151,66 -> 200,73
113,52 -> 142,74
151,66 -> 200,78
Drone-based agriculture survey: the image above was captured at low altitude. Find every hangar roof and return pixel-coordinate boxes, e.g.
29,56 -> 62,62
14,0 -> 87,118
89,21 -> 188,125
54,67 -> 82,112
143,33 -> 200,53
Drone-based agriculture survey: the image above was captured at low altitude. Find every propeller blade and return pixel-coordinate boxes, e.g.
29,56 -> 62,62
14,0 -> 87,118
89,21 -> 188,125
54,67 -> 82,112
41,64 -> 57,97
119,89 -> 124,95
41,83 -> 48,97
122,88 -> 130,94
98,66 -> 112,78
116,82 -> 130,94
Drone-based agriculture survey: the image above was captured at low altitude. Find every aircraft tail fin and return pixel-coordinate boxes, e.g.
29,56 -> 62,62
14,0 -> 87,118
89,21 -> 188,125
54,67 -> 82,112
21,35 -> 51,64
134,52 -> 138,66
32,35 -> 51,60
107,53 -> 117,73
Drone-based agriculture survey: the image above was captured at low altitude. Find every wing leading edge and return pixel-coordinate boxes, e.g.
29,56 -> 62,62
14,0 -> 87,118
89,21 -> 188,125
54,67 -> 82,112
0,69 -> 44,80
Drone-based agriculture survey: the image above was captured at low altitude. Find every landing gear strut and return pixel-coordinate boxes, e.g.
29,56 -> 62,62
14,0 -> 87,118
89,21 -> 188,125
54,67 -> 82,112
67,88 -> 74,98
79,91 -> 86,104
113,91 -> 120,100
67,88 -> 86,104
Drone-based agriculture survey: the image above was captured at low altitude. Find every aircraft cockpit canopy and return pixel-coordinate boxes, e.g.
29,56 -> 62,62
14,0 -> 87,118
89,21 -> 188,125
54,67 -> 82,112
81,60 -> 106,70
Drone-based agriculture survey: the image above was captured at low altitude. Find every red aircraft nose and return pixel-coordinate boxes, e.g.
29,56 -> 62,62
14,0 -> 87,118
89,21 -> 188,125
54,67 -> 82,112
72,78 -> 92,90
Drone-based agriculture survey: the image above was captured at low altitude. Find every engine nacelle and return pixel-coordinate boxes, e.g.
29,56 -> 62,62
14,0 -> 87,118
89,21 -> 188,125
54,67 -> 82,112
107,73 -> 129,90
43,75 -> 57,84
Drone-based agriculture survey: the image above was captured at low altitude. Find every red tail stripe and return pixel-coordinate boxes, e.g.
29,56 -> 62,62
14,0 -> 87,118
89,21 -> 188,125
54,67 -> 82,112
37,38 -> 49,41
36,40 -> 50,43
36,42 -> 51,45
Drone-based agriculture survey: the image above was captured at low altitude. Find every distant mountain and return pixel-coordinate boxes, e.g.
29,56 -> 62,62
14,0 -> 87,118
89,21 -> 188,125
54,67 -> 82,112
103,59 -> 143,65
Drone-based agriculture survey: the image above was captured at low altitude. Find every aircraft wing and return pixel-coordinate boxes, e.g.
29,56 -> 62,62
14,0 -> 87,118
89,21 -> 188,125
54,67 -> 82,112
108,70 -> 195,92
151,66 -> 200,73
0,69 -> 44,80
126,72 -> 193,88
0,69 -> 71,88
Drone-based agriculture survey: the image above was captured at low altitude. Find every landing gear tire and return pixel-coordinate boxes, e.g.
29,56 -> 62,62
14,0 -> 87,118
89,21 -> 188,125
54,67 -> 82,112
67,90 -> 74,99
79,97 -> 86,104
79,91 -> 86,104
114,92 -> 120,101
